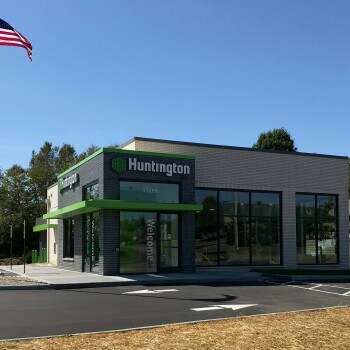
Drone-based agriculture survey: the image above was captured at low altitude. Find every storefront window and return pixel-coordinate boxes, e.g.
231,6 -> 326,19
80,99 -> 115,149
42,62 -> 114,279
296,194 -> 338,264
120,181 -> 179,203
251,192 -> 281,265
219,191 -> 250,265
195,189 -> 282,266
63,219 -> 74,258
195,190 -> 218,265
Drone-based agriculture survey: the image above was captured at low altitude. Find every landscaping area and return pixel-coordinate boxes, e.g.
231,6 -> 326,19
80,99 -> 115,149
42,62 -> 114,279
1,306 -> 349,349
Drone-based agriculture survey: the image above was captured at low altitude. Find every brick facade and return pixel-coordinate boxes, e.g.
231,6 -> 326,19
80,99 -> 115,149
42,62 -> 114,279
55,138 -> 349,275
126,137 -> 349,269
57,150 -> 195,274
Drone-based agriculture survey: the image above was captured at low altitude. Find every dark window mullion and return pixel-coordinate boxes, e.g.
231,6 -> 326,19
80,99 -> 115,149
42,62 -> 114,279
315,195 -> 319,264
249,192 -> 252,265
217,190 -> 220,266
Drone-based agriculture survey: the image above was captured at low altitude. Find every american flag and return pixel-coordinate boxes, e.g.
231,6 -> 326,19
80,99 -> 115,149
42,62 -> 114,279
0,18 -> 32,61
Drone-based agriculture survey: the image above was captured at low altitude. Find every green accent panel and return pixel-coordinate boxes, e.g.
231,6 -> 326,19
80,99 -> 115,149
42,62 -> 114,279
33,224 -> 58,232
43,201 -> 97,219
58,148 -> 195,179
44,200 -> 203,219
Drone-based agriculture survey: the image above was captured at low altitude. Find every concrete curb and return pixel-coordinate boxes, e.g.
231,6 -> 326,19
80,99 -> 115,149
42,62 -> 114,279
0,277 -> 267,290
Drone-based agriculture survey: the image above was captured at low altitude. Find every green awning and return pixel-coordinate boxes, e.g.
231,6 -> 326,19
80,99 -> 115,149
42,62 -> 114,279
43,200 -> 203,219
33,224 -> 58,232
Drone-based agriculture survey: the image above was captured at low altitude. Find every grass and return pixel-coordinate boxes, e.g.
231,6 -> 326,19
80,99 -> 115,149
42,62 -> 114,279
1,307 -> 350,349
251,268 -> 350,275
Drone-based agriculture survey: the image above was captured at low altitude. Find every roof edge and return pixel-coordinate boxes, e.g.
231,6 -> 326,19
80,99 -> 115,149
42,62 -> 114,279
133,137 -> 348,160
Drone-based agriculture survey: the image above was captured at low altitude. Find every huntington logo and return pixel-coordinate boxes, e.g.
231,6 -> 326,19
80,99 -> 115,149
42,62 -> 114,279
112,157 -> 127,174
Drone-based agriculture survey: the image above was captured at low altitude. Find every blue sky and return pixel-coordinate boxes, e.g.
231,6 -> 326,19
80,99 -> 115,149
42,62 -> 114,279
1,0 -> 349,170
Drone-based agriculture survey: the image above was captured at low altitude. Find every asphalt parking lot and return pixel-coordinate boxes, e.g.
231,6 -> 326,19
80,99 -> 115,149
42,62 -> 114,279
1,280 -> 350,341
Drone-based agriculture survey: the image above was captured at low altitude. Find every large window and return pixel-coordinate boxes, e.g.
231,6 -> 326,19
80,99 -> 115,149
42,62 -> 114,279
296,194 -> 338,264
63,219 -> 74,258
120,181 -> 179,203
195,189 -> 281,266
84,182 -> 99,200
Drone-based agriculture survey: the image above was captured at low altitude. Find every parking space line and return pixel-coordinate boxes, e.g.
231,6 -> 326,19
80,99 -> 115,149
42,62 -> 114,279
307,285 -> 322,290
287,283 -> 350,297
266,280 -> 350,297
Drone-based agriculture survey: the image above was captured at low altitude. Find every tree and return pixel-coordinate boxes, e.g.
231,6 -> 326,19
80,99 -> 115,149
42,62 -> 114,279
28,142 -> 58,205
253,128 -> 297,152
76,144 -> 100,163
0,165 -> 36,257
55,144 -> 77,175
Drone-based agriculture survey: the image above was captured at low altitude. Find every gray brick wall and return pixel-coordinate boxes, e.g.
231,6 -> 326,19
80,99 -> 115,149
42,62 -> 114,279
130,138 -> 349,269
57,150 -> 196,274
57,153 -> 103,272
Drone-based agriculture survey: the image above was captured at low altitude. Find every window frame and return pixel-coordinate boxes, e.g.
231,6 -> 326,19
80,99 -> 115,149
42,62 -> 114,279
119,180 -> 180,204
195,187 -> 283,267
296,192 -> 339,265
63,218 -> 74,259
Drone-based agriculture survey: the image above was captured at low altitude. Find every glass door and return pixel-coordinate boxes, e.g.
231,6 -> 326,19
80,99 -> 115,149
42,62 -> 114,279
120,212 -> 180,274
159,214 -> 179,272
120,212 -> 157,273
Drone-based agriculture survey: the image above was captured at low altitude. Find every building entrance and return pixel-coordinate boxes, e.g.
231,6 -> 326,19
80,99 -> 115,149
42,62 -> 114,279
120,212 -> 179,274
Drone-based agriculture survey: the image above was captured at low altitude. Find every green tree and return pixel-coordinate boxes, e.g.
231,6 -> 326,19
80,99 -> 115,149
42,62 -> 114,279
55,144 -> 77,175
0,165 -> 36,257
76,144 -> 100,163
253,128 -> 297,151
28,142 -> 58,205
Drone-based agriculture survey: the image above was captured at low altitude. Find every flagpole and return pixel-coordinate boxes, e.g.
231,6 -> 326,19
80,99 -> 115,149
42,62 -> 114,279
10,225 -> 13,270
23,220 -> 26,274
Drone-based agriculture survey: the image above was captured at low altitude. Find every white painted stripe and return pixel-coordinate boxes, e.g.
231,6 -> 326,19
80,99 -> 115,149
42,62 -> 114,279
307,285 -> 322,290
191,306 -> 222,311
288,284 -> 350,297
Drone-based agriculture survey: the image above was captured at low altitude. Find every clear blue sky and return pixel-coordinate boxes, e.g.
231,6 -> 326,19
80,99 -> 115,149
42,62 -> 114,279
1,0 -> 349,170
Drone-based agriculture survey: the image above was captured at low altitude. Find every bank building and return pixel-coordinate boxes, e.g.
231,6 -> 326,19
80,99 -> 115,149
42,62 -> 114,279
33,137 -> 349,275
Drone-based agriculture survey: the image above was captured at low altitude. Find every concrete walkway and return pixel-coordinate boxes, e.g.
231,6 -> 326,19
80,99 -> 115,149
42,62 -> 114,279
0,264 -> 265,290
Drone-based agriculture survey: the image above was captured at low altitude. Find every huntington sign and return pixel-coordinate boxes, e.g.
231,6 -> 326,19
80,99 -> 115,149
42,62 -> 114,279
112,157 -> 190,177
59,173 -> 79,192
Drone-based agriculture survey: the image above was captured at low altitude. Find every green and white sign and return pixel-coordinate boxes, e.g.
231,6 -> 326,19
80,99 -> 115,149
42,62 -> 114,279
59,173 -> 79,192
112,157 -> 190,177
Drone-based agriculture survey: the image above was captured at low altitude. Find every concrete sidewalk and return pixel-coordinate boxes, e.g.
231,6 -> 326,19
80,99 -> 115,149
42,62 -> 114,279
0,264 -> 265,290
